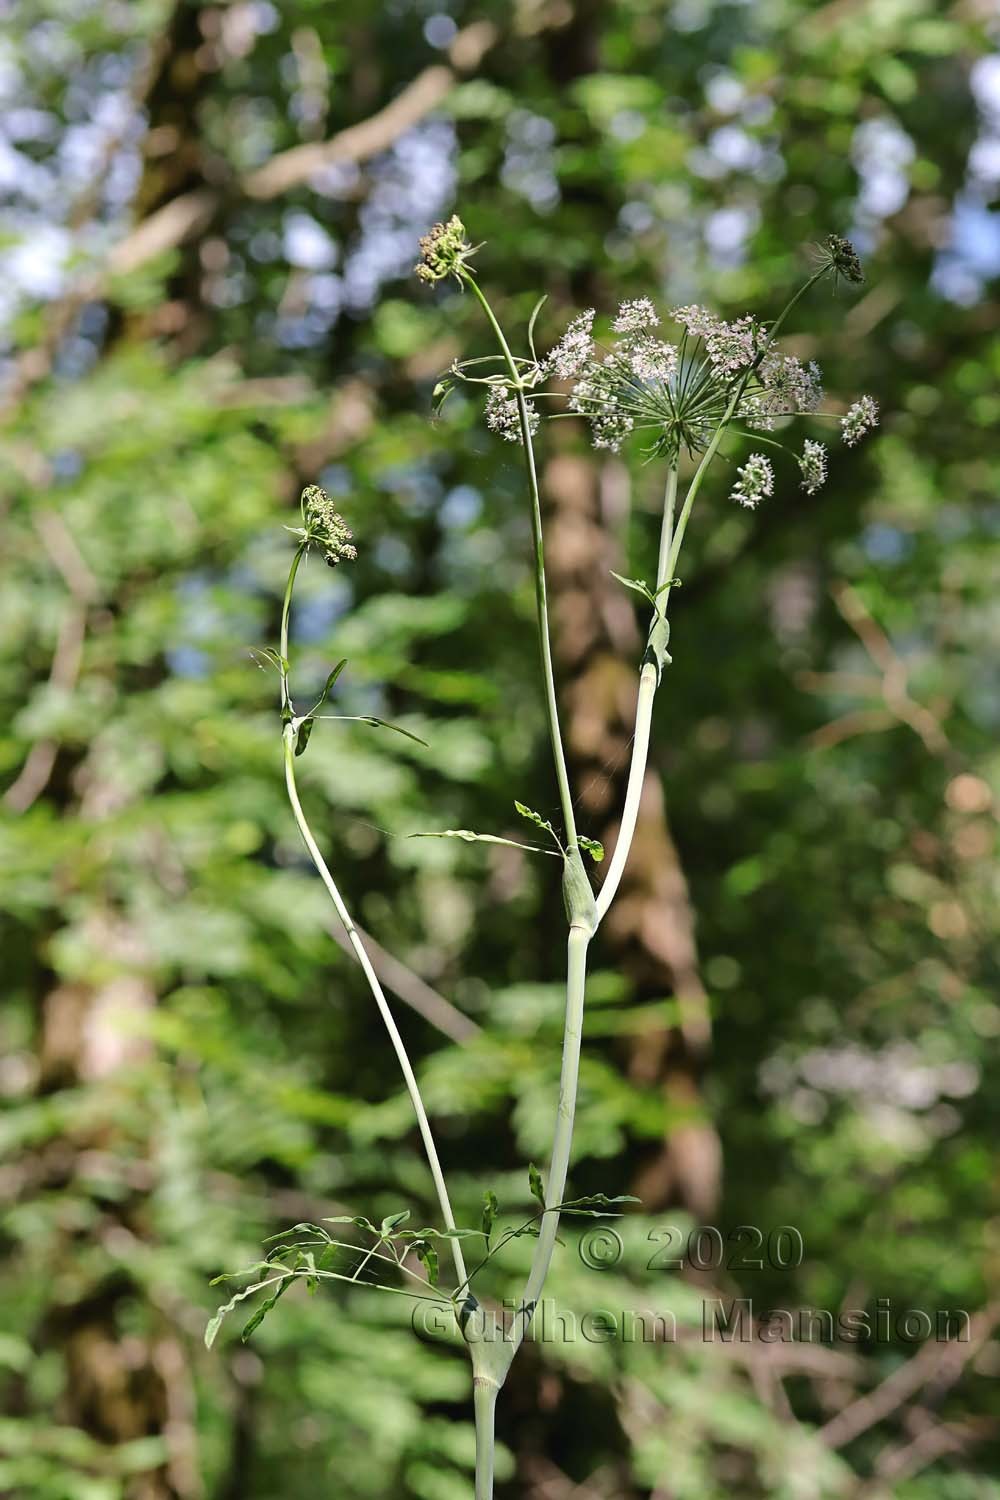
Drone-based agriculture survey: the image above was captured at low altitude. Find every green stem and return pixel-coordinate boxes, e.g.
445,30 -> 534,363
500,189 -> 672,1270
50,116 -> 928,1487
493,923 -> 591,1381
282,729 -> 467,1288
461,271 -> 578,850
279,542 -> 305,715
595,464 -> 676,922
595,271 -> 831,924
473,1379 -> 498,1500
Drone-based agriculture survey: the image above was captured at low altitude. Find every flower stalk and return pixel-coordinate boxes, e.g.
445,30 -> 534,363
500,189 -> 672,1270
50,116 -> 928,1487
277,534 -> 468,1292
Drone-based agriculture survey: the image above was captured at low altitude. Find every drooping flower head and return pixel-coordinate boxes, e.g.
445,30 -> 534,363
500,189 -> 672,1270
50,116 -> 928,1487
300,486 -> 358,567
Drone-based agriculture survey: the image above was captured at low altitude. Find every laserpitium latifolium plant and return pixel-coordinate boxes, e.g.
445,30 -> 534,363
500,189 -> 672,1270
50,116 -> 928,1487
207,220 -> 876,1498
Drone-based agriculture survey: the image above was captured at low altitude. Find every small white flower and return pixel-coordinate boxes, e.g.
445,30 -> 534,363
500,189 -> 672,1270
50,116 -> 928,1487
612,297 -> 659,334
704,314 -> 766,375
759,354 -> 824,414
625,335 -> 678,383
545,309 -> 595,379
798,439 -> 828,494
485,387 -> 538,443
672,303 -> 721,341
731,452 -> 774,509
841,395 -> 879,446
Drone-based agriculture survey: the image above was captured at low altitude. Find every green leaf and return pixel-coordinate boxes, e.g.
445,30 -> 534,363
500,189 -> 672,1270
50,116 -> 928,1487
645,611 -> 672,680
578,835 -> 605,863
513,801 -> 556,840
293,717 -> 314,756
205,1273 -> 289,1349
241,1271 -> 294,1342
359,717 -> 429,747
414,1241 -> 439,1286
527,294 -> 548,364
431,375 -> 457,416
396,1226 -> 482,1241
249,646 -> 288,673
481,1190 -> 499,1241
261,1222 -> 331,1244
610,571 -> 655,605
322,1215 -> 379,1235
307,658 -> 348,715
408,829 -> 559,856
380,1210 -> 411,1236
528,1163 -> 546,1210
513,1223 -> 564,1245
556,1193 -> 641,1215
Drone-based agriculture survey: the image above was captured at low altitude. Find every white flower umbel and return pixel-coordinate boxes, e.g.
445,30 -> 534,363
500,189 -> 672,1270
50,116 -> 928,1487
842,394 -> 879,446
612,297 -> 659,334
798,439 -> 828,494
567,296 -> 835,465
731,452 -> 774,509
485,386 -> 539,442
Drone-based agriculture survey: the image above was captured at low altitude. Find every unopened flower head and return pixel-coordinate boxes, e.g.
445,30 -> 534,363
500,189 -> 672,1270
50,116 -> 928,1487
301,486 -> 358,566
484,386 -> 539,443
415,215 -> 477,284
730,452 -> 774,509
798,439 -> 828,495
841,394 -> 879,446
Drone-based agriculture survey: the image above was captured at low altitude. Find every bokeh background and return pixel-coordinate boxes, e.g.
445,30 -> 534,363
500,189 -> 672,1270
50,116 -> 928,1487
2,1 -> 999,1496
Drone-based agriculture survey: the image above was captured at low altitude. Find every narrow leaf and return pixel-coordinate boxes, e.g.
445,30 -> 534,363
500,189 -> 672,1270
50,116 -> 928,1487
414,1241 -> 439,1287
527,294 -> 548,364
241,1272 -> 294,1342
514,801 -> 555,836
396,1226 -> 482,1241
557,1193 -> 641,1215
359,717 -> 429,747
432,375 -> 457,416
205,1274 -> 287,1349
610,571 -> 655,604
408,830 -> 558,856
482,1190 -> 499,1242
528,1163 -> 546,1210
293,717 -> 314,756
322,1215 -> 379,1234
249,646 -> 288,673
262,1222 -> 330,1245
380,1210 -> 411,1237
309,658 -> 348,714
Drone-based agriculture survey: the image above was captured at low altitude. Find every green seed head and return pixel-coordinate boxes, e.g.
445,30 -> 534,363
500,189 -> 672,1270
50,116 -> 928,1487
415,215 -> 477,284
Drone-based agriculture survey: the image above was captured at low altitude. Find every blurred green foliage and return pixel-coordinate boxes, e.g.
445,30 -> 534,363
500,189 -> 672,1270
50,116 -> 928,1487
1,1 -> 998,1497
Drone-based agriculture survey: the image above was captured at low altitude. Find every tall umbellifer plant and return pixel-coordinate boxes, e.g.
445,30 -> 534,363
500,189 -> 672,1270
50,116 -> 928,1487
207,221 -> 876,1497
